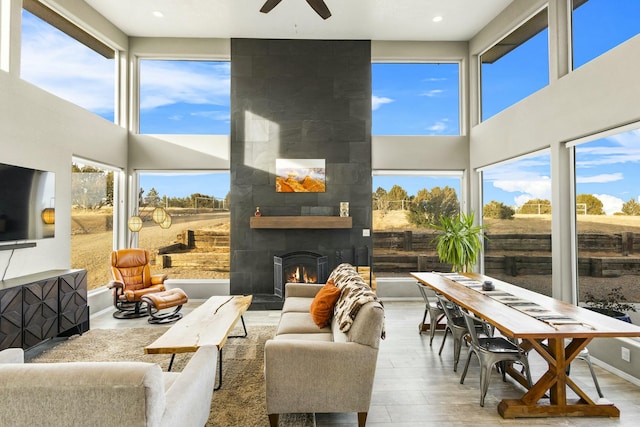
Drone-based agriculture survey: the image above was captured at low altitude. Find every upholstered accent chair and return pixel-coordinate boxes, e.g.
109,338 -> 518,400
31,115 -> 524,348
108,248 -> 167,319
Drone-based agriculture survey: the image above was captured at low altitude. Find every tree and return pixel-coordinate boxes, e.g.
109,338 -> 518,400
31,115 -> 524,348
518,198 -> 551,214
372,187 -> 390,213
144,188 -> 162,207
576,194 -> 605,215
483,201 -> 515,219
622,198 -> 640,216
71,164 -> 109,210
407,186 -> 459,227
387,185 -> 409,210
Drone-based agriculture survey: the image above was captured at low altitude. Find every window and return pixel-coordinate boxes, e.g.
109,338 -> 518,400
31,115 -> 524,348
20,7 -> 115,121
480,7 -> 549,121
372,63 -> 460,135
70,159 -> 121,290
481,151 -> 552,295
135,171 -> 230,280
372,172 -> 462,277
572,0 -> 640,70
139,60 -> 231,134
572,126 -> 640,310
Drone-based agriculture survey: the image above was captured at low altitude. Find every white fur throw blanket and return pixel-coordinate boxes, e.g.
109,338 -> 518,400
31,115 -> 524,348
329,263 -> 385,339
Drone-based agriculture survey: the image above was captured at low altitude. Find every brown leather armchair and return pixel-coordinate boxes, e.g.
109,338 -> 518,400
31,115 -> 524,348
107,248 -> 167,319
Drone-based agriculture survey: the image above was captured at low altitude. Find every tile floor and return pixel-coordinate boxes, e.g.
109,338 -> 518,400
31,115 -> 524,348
50,300 -> 640,426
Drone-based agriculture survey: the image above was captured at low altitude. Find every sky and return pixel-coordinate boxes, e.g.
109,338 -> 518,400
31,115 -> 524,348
18,0 -> 640,214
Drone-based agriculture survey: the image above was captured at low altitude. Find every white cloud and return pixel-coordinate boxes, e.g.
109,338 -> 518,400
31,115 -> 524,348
139,61 -> 230,110
427,119 -> 449,133
576,129 -> 640,168
372,95 -> 393,110
421,89 -> 445,97
493,176 -> 552,206
576,173 -> 623,183
21,16 -> 115,114
594,194 -> 624,215
191,111 -> 231,122
20,13 -> 230,115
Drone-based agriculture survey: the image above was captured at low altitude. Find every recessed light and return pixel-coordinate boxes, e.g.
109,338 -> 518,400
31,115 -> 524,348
152,11 -> 164,18
432,16 -> 443,23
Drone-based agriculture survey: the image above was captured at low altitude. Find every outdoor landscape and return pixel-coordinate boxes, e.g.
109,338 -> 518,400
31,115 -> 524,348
71,207 -> 640,307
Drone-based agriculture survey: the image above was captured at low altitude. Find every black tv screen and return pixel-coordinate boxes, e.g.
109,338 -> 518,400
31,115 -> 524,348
0,162 -> 55,242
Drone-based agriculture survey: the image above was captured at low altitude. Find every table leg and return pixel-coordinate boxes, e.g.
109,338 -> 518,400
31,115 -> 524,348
215,348 -> 223,390
228,315 -> 248,339
498,337 -> 619,418
214,316 -> 248,390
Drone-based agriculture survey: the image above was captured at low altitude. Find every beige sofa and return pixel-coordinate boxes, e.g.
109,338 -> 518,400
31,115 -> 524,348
0,345 -> 217,427
265,263 -> 385,427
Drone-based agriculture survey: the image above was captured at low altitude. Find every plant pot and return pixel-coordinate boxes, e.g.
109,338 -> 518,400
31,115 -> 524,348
585,307 -> 632,323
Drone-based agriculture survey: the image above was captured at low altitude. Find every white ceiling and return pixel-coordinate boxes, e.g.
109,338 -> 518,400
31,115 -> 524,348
82,0 -> 513,41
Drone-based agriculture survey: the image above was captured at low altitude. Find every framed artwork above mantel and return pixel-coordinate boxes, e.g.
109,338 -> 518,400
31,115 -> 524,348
275,159 -> 325,192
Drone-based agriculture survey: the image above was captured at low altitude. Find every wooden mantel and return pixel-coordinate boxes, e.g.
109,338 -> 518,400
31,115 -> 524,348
250,216 -> 352,229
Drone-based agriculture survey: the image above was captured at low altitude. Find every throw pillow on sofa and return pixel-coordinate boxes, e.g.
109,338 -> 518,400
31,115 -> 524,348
309,280 -> 341,328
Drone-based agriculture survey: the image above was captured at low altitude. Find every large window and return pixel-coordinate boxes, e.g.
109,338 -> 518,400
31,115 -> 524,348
481,151 -> 552,295
139,60 -> 230,134
372,172 -> 462,277
480,7 -> 549,121
135,171 -> 230,280
572,126 -> 640,314
572,0 -> 640,70
70,159 -> 121,290
20,7 -> 115,121
372,63 -> 460,135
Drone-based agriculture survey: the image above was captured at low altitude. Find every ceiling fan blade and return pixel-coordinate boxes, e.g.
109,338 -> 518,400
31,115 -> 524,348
260,0 -> 283,14
306,0 -> 332,19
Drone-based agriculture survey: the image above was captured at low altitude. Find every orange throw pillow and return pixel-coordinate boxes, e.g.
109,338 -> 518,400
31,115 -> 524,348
310,282 -> 341,328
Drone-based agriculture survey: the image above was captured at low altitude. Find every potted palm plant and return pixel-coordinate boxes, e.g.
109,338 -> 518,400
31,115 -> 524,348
584,287 -> 635,323
431,211 -> 486,272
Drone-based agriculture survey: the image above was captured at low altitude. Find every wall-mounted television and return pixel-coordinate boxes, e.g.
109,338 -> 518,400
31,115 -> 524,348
0,162 -> 55,243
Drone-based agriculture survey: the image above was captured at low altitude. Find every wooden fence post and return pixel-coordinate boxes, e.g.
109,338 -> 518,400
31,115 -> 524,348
403,231 -> 412,251
622,232 -> 633,256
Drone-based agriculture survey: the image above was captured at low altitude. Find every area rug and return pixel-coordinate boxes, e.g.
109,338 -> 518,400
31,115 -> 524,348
28,325 -> 315,427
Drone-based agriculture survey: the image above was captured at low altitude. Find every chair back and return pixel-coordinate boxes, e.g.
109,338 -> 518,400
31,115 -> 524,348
416,284 -> 432,306
461,311 -> 484,347
434,294 -> 462,323
110,249 -> 153,291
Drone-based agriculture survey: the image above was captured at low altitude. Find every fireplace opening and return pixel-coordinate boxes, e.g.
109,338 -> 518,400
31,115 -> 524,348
274,251 -> 328,298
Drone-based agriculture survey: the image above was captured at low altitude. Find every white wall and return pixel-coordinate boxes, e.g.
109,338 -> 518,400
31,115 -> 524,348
0,72 -> 128,279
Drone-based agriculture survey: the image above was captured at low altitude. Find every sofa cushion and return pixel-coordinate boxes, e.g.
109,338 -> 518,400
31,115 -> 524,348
0,362 -> 165,427
274,333 -> 333,342
281,296 -> 314,313
277,312 -> 331,335
309,282 -> 341,328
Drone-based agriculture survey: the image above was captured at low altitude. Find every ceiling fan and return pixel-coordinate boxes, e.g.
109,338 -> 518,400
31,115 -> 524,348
260,0 -> 332,20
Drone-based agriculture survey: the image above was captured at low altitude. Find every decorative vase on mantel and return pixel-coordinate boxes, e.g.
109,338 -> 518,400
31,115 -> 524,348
254,207 -> 262,217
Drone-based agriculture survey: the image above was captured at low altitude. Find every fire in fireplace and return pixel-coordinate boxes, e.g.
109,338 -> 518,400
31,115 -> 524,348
274,251 -> 328,298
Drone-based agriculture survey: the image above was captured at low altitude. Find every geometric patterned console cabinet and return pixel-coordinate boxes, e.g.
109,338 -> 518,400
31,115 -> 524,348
0,269 -> 89,350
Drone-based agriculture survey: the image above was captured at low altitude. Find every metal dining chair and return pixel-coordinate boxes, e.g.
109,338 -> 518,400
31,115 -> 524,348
459,311 -> 533,407
416,283 -> 445,345
435,294 -> 472,372
570,348 -> 604,399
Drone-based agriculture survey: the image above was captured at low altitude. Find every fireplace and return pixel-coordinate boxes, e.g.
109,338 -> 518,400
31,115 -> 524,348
274,251 -> 329,298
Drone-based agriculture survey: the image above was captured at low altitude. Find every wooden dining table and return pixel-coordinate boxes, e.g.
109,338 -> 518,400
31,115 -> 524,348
411,271 -> 640,419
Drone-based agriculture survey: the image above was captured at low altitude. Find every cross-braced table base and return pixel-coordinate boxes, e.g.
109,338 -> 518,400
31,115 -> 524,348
499,337 -> 618,418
